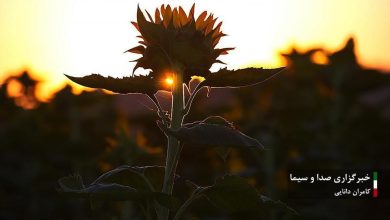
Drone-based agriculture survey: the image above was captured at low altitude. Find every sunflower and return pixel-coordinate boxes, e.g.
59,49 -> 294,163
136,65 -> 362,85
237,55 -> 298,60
127,4 -> 234,83
65,4 -> 283,96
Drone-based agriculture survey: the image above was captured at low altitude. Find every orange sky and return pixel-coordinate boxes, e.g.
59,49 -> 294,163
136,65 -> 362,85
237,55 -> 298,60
1,0 -> 390,101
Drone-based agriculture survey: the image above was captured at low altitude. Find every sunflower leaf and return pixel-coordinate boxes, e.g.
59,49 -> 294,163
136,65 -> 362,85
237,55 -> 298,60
58,166 -> 179,208
186,175 -> 297,216
90,165 -> 175,193
58,174 -> 140,200
202,67 -> 285,88
66,183 -> 140,200
65,74 -> 159,95
59,182 -> 170,201
160,116 -> 263,150
200,175 -> 261,212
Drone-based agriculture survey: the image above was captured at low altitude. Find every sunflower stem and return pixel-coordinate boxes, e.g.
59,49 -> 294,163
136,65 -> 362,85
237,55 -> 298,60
159,65 -> 185,220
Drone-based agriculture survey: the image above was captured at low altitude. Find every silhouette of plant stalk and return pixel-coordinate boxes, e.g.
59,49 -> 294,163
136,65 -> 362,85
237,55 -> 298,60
159,64 -> 185,219
59,4 -> 295,220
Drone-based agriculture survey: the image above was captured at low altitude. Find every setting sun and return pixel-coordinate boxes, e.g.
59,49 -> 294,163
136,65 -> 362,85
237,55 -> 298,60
165,77 -> 174,86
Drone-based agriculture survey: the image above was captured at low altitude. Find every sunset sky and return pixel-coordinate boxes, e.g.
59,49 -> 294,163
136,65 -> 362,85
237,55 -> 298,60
1,0 -> 390,100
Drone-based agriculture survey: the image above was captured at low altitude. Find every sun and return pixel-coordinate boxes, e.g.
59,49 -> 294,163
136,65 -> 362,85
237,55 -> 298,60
165,77 -> 174,86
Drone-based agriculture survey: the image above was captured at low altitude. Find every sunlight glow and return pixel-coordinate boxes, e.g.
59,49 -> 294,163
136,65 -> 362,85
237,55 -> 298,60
311,51 -> 329,65
6,79 -> 24,98
165,77 -> 174,86
0,0 -> 390,100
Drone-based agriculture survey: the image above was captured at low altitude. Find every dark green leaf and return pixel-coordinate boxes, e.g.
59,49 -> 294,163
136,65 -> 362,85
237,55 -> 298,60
58,174 -> 141,200
75,183 -> 140,200
179,176 -> 297,216
58,181 -> 173,208
201,175 -> 260,212
58,167 -> 179,209
143,166 -> 166,191
161,116 -> 263,150
93,165 -> 179,209
92,165 -> 165,191
202,67 -> 285,88
64,74 -> 159,95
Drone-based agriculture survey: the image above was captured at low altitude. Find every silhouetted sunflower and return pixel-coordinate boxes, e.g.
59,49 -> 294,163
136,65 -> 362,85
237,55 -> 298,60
65,4 -> 283,96
127,4 -> 233,83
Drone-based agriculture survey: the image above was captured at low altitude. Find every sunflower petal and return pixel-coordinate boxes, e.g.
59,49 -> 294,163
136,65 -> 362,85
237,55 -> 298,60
163,5 -> 172,28
178,6 -> 188,25
138,41 -> 147,46
189,4 -> 195,19
155,8 -> 162,23
212,48 -> 235,57
172,8 -> 180,28
214,59 -> 226,64
212,33 -> 227,47
137,6 -> 164,44
160,4 -> 166,16
131,21 -> 139,32
198,14 -> 213,31
195,11 -> 207,29
125,45 -> 145,54
211,21 -> 223,38
145,10 -> 154,22
205,17 -> 217,35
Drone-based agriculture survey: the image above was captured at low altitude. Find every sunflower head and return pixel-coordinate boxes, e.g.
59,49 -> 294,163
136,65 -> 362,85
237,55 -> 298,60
127,4 -> 233,83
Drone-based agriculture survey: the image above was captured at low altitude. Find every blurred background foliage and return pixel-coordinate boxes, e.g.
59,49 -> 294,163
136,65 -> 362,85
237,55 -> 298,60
1,38 -> 390,219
